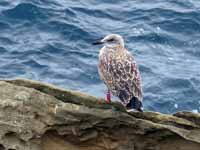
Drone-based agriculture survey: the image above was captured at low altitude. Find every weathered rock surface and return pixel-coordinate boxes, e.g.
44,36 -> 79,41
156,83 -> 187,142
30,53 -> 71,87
0,79 -> 199,150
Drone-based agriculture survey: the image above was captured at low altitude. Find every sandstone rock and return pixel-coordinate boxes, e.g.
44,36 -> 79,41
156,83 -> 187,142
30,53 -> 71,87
0,79 -> 198,150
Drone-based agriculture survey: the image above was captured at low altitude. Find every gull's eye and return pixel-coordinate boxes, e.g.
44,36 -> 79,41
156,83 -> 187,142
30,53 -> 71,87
107,38 -> 115,42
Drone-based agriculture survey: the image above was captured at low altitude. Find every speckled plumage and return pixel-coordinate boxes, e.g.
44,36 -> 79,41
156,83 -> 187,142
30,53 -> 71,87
98,45 -> 142,106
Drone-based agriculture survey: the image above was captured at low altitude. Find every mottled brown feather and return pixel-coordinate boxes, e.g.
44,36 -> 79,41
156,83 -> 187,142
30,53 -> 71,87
98,46 -> 142,105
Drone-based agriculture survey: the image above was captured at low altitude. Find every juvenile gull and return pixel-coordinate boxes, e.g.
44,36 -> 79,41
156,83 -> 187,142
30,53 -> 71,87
93,34 -> 143,112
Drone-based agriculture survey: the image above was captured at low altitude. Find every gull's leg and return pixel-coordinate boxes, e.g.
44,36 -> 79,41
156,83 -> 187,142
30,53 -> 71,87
106,90 -> 111,102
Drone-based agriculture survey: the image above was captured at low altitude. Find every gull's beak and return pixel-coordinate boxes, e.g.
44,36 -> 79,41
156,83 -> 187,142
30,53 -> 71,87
92,38 -> 104,45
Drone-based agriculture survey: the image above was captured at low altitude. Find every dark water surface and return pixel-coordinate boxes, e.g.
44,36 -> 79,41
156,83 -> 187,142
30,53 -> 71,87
0,0 -> 200,113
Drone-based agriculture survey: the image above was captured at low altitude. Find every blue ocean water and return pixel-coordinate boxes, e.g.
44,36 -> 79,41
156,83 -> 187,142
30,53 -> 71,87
0,0 -> 199,114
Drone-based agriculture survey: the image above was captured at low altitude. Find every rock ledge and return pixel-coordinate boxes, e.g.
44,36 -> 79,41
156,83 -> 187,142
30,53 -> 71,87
0,79 -> 199,150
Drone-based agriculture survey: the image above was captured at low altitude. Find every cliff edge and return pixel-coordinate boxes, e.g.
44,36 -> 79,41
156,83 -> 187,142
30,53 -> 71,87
0,79 -> 199,150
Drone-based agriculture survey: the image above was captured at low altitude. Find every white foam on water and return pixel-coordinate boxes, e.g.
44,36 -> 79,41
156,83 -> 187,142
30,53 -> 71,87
174,104 -> 178,109
192,109 -> 198,113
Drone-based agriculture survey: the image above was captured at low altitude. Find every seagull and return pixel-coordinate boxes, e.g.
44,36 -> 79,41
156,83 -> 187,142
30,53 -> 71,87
93,34 -> 143,112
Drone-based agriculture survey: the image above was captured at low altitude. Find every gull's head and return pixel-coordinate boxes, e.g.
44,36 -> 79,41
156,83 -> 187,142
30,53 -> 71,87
92,34 -> 124,48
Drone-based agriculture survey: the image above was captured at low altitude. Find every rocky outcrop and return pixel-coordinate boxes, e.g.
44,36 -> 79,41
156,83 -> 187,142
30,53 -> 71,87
0,79 -> 199,150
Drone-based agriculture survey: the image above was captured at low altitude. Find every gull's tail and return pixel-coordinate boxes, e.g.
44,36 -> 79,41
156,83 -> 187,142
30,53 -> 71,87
127,97 -> 143,112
